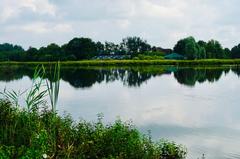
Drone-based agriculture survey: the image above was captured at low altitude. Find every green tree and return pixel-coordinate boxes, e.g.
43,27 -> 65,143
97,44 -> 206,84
26,47 -> 38,61
95,42 -> 104,55
38,43 -> 64,61
0,43 -> 24,52
0,43 -> 25,61
65,37 -> 97,60
198,45 -> 206,59
224,48 -> 231,59
173,36 -> 201,59
197,40 -> 207,48
231,44 -> 240,58
104,42 -> 123,55
197,40 -> 207,58
205,40 -> 224,59
121,37 -> 151,55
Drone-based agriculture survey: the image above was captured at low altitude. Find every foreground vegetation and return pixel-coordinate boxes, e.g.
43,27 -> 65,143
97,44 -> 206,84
0,100 -> 187,159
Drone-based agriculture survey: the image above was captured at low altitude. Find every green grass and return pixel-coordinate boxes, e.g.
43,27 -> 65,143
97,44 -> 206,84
0,100 -> 187,159
1,59 -> 240,67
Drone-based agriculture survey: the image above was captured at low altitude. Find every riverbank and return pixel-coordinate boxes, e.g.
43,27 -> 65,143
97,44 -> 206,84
0,99 -> 187,159
1,59 -> 240,67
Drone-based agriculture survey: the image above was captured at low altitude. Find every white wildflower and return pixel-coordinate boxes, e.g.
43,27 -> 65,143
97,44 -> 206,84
42,154 -> 47,159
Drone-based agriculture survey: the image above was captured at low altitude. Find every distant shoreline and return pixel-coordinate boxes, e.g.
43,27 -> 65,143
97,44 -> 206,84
1,59 -> 240,66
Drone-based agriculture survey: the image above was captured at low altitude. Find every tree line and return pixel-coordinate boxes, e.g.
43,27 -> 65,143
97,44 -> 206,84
0,36 -> 240,61
173,36 -> 237,59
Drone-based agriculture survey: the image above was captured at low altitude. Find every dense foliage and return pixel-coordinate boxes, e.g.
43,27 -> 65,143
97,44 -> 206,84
0,100 -> 187,159
231,44 -> 240,58
0,43 -> 25,61
0,36 -> 240,61
173,37 -> 232,60
173,37 -> 204,59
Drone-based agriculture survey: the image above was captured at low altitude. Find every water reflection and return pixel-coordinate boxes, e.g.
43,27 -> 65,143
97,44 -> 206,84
174,67 -> 230,87
1,65 -> 240,87
1,65 -> 240,158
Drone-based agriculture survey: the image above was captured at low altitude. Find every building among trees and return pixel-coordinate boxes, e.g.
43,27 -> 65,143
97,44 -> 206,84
164,53 -> 186,60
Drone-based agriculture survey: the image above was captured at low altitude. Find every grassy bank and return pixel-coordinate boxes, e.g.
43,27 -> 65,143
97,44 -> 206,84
0,100 -> 187,159
1,59 -> 240,67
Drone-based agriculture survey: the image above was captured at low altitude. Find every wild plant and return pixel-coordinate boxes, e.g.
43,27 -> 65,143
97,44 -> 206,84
25,65 -> 47,112
46,62 -> 60,113
0,63 -> 61,113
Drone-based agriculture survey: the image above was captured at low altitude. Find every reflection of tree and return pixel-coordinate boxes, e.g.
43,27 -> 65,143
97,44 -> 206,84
61,68 -> 160,88
205,69 -> 223,82
123,70 -> 150,87
0,65 -> 237,88
174,67 -> 231,86
174,68 -> 199,86
0,66 -> 25,82
61,68 -> 105,88
232,67 -> 240,76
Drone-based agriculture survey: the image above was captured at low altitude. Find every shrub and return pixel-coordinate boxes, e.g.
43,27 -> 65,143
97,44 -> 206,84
0,100 -> 187,159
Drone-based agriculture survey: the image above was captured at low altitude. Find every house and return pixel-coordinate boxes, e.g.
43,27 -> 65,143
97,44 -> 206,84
92,55 -> 131,60
152,47 -> 172,54
164,53 -> 186,60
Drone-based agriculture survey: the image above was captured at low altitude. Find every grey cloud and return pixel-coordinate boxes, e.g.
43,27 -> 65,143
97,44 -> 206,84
1,0 -> 240,49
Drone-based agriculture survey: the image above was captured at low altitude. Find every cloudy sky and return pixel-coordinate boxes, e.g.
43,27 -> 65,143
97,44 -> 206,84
0,0 -> 239,49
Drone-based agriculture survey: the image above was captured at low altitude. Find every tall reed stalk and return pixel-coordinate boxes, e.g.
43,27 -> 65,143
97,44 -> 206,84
0,63 -> 61,112
46,62 -> 60,113
25,65 -> 47,112
44,62 -> 61,156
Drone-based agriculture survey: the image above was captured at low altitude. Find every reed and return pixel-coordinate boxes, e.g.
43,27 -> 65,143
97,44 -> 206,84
46,62 -> 60,113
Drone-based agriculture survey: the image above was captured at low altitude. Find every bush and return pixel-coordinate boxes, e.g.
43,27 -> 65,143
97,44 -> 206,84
0,100 -> 187,159
136,54 -> 164,60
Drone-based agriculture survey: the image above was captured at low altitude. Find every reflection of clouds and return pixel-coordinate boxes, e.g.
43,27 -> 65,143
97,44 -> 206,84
57,72 -> 240,129
0,77 -> 32,89
140,125 -> 240,159
183,94 -> 214,101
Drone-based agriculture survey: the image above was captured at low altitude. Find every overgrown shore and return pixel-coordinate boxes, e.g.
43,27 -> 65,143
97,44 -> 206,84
0,100 -> 187,159
1,59 -> 240,67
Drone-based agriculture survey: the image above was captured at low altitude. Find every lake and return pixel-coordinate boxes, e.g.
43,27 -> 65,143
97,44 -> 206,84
1,64 -> 240,159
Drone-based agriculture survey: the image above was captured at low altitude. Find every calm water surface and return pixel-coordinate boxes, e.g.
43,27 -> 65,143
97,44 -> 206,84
1,65 -> 240,159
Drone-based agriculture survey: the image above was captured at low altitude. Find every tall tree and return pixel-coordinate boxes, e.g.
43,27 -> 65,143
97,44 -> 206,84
205,40 -> 224,59
0,43 -> 25,61
38,43 -> 64,61
121,37 -> 151,55
26,47 -> 38,61
104,42 -> 124,55
174,37 -> 201,59
65,37 -> 97,60
95,42 -> 105,55
0,43 -> 24,52
231,44 -> 240,58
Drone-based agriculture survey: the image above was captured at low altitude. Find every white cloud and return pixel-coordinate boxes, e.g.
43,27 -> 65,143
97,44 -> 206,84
1,0 -> 240,48
0,5 -> 19,22
6,22 -> 73,34
0,0 -> 57,22
116,19 -> 131,29
135,0 -> 184,18
21,0 -> 57,16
